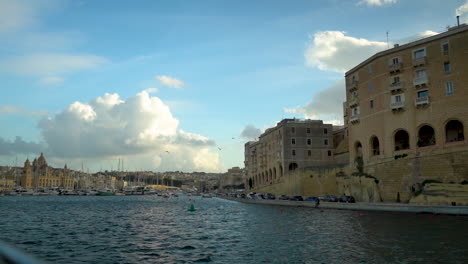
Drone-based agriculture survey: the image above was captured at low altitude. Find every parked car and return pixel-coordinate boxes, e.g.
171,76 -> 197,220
338,195 -> 356,203
265,193 -> 276,200
240,193 -> 246,199
289,196 -> 304,201
304,196 -> 320,202
247,192 -> 256,199
319,195 -> 338,202
254,193 -> 265,199
278,195 -> 290,200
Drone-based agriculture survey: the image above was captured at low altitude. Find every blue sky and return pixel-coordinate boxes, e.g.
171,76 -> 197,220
1,0 -> 467,172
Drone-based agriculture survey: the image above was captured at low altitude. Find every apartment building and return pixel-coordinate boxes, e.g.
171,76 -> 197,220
244,119 -> 334,190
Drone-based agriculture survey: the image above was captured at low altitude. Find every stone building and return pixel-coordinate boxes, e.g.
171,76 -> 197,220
345,24 -> 468,201
244,118 -> 334,190
219,167 -> 244,190
20,153 -> 75,190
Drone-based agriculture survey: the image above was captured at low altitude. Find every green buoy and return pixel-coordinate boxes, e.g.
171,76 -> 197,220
188,203 -> 196,211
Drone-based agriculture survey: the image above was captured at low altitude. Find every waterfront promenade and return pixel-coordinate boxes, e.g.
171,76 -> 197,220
222,197 -> 468,215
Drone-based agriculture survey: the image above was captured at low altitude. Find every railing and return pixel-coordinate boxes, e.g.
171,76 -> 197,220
348,81 -> 358,92
413,76 -> 428,87
388,63 -> 403,73
412,57 -> 426,67
349,114 -> 360,123
348,97 -> 359,107
389,82 -> 404,93
390,101 -> 405,109
415,96 -> 429,106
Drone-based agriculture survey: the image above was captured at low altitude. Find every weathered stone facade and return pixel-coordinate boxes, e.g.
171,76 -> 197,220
20,153 -> 75,189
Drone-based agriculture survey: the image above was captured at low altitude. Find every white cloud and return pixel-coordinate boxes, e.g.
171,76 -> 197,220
358,0 -> 397,6
284,79 -> 345,125
0,136 -> 45,155
0,105 -> 47,117
396,30 -> 439,44
0,53 -> 108,76
36,91 -> 224,172
456,1 -> 468,23
155,75 -> 185,89
38,76 -> 64,86
305,31 -> 387,73
240,125 -> 263,141
0,0 -> 36,32
144,87 -> 158,94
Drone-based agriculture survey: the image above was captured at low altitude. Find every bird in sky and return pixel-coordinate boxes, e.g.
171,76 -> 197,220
165,151 -> 170,154
217,147 -> 222,150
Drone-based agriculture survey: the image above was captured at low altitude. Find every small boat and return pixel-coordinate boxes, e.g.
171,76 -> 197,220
97,190 -> 115,196
202,193 -> 212,198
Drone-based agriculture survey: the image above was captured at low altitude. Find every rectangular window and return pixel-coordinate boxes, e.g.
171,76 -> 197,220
368,82 -> 373,92
442,42 -> 449,55
308,150 -> 311,157
292,150 -> 296,156
324,128 -> 328,134
445,81 -> 454,96
324,139 -> 328,146
291,127 -> 295,133
370,100 -> 374,109
395,95 -> 402,103
393,76 -> 400,84
417,90 -> 429,98
328,150 -> 332,156
306,128 -> 310,133
414,48 -> 426,59
392,57 -> 400,65
307,139 -> 311,145
415,69 -> 427,79
368,64 -> 373,74
444,62 -> 451,74
291,138 -> 295,145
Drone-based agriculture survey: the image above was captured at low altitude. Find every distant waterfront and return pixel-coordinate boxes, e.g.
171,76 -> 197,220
1,196 -> 467,263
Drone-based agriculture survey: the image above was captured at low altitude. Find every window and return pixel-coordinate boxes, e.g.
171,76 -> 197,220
395,95 -> 402,102
415,69 -> 427,79
352,75 -> 356,84
291,127 -> 295,133
324,128 -> 328,134
308,150 -> 311,157
445,81 -> 454,96
292,150 -> 296,156
368,82 -> 373,92
291,138 -> 296,145
442,42 -> 449,55
307,139 -> 311,145
392,57 -> 400,65
368,64 -> 373,74
444,62 -> 451,74
413,48 -> 426,59
393,76 -> 400,84
352,107 -> 359,116
327,150 -> 332,156
370,100 -> 374,109
417,90 -> 429,99
306,128 -> 310,133
324,139 -> 328,145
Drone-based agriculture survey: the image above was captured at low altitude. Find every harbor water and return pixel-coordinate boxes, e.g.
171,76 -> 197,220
0,195 -> 467,263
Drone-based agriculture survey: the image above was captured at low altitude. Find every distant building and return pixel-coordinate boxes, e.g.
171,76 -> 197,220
244,118 -> 334,190
219,167 -> 244,190
20,153 -> 75,189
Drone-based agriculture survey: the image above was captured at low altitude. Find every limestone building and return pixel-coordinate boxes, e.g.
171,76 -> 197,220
20,153 -> 75,189
345,24 -> 468,201
244,119 -> 334,190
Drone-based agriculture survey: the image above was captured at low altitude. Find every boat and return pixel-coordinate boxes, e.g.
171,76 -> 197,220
97,190 -> 115,196
202,193 -> 213,198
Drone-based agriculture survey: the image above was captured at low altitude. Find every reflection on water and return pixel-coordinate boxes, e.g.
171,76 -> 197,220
0,196 -> 466,263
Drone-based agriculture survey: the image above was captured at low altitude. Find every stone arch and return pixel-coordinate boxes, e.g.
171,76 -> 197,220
248,178 -> 253,189
279,164 -> 283,177
354,141 -> 363,157
273,167 -> 277,180
370,136 -> 380,156
269,169 -> 272,182
445,119 -> 464,142
417,125 -> 436,147
394,129 -> 410,151
288,162 -> 298,171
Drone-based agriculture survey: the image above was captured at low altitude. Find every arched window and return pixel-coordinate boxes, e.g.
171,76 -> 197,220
249,178 -> 253,189
394,130 -> 410,151
418,125 -> 435,147
269,169 -> 272,182
371,136 -> 380,156
279,165 -> 283,177
288,162 -> 298,171
355,141 -> 363,157
446,120 -> 464,142
273,167 -> 277,179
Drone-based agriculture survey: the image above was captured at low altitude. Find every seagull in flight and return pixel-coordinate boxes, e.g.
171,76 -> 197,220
218,147 -> 222,150
165,150 -> 170,154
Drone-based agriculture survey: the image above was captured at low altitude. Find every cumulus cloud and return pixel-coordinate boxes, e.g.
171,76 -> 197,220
240,125 -> 262,141
284,80 -> 345,125
0,53 -> 108,76
305,31 -> 387,73
35,91 -> 224,172
0,136 -> 45,155
38,76 -> 64,86
456,1 -> 468,23
144,87 -> 158,94
358,0 -> 397,6
155,75 -> 185,89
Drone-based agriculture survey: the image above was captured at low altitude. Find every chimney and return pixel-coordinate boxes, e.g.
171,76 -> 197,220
457,16 -> 460,27
394,44 -> 399,48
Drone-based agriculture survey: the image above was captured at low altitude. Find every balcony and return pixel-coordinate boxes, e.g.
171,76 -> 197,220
349,114 -> 360,124
415,96 -> 429,106
348,81 -> 358,92
389,81 -> 405,93
348,97 -> 359,107
413,57 -> 426,67
390,101 -> 405,110
413,76 -> 428,88
389,63 -> 403,74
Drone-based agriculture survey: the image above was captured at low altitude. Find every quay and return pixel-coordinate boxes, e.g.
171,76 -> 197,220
221,197 -> 468,216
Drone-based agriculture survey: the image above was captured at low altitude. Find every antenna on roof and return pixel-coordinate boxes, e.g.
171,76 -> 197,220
386,31 -> 389,49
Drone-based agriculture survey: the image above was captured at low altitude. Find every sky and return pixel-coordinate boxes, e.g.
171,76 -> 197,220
1,0 -> 467,173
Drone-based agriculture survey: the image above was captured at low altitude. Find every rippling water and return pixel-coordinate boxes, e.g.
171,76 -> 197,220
0,195 -> 467,263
